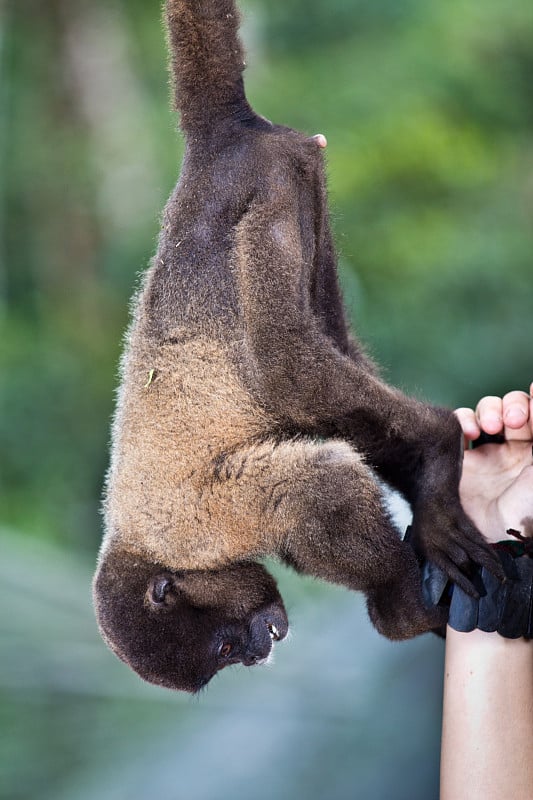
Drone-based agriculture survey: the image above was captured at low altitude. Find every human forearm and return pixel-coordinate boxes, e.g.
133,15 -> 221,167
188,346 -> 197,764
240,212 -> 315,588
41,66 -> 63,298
441,628 -> 533,800
440,387 -> 533,800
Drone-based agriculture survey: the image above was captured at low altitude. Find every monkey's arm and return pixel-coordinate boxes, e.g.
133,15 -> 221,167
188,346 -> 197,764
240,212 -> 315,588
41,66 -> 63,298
233,190 -> 502,590
235,191 -> 450,459
207,436 -> 446,639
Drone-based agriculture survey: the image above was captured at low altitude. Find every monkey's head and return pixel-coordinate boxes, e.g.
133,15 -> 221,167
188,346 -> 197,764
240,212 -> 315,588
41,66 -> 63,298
93,549 -> 289,693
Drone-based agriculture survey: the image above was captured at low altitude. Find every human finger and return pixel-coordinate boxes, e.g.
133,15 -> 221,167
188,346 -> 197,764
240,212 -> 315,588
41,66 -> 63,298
312,133 -> 327,148
475,395 -> 503,435
502,390 -> 531,440
454,407 -> 480,445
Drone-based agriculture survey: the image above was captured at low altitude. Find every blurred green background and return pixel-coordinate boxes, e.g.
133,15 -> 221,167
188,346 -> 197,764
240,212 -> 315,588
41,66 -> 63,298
1,0 -> 532,797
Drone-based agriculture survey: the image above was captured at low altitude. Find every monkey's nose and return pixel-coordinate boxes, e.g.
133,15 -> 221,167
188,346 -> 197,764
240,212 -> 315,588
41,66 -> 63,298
311,133 -> 327,148
243,651 -> 267,667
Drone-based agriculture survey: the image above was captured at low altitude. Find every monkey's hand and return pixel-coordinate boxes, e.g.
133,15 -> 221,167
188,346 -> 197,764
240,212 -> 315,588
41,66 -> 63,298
408,412 -> 505,597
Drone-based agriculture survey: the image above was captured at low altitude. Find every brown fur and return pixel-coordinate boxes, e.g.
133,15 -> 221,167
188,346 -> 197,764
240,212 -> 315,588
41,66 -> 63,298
94,0 -> 502,692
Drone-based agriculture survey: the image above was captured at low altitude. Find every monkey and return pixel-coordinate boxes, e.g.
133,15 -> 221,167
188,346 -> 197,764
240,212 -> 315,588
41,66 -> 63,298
93,0 -> 503,694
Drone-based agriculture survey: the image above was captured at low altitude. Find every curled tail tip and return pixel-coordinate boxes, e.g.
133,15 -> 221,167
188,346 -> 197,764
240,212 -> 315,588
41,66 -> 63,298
165,0 -> 252,131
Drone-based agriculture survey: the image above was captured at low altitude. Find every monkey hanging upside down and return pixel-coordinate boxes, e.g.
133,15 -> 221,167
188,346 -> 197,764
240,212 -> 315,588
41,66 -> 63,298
93,0 -> 502,693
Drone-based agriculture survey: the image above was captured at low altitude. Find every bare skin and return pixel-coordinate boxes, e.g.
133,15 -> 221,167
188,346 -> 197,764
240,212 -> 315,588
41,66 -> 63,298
441,383 -> 533,800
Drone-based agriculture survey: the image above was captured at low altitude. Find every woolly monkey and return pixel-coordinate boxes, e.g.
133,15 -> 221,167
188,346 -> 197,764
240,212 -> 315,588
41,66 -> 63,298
93,0 -> 501,693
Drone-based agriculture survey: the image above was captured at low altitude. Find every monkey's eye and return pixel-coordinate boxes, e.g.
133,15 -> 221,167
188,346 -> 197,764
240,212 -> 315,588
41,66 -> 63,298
218,642 -> 233,659
150,577 -> 172,606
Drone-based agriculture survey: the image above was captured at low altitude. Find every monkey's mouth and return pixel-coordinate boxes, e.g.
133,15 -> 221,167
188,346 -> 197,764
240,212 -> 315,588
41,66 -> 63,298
268,623 -> 281,641
256,600 -> 289,647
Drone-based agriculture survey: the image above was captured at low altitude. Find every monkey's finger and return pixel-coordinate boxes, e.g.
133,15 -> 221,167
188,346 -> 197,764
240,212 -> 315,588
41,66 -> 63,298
502,390 -> 532,440
432,553 -> 481,599
452,526 -> 506,580
463,541 -> 505,581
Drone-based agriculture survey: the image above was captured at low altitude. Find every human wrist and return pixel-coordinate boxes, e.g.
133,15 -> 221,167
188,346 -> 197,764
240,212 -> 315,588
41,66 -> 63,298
482,502 -> 509,544
466,499 -> 519,545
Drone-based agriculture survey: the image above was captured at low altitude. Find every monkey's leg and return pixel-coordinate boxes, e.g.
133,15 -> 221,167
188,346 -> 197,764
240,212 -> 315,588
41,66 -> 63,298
210,437 -> 445,639
233,193 -> 502,590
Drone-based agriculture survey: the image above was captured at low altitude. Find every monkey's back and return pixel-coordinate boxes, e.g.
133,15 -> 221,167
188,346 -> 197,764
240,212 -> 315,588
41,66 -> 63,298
144,135 -> 267,339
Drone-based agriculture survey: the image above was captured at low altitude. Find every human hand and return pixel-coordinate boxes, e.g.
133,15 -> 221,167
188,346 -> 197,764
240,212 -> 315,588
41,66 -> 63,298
455,384 -> 533,544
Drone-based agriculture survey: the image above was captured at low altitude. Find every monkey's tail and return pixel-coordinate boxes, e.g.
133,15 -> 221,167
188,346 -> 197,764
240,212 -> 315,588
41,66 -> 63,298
165,0 -> 255,134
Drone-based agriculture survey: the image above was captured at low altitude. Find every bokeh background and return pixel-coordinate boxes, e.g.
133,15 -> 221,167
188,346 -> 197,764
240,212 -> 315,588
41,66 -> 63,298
1,0 -> 533,797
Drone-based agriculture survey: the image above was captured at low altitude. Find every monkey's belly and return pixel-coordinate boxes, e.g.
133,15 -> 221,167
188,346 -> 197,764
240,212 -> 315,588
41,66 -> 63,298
104,334 -> 271,569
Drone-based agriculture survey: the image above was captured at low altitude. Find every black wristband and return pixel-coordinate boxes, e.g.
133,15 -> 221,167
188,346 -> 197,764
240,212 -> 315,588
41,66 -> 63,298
421,537 -> 533,639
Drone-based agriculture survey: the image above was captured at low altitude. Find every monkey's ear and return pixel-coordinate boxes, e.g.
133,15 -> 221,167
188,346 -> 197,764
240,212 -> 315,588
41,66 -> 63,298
147,574 -> 179,608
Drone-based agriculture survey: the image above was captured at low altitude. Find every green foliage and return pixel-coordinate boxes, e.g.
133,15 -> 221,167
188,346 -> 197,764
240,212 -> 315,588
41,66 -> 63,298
258,0 -> 422,52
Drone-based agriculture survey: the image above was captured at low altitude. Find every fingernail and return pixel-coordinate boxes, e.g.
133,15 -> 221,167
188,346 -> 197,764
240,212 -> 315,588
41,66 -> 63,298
504,406 -> 527,422
313,133 -> 327,148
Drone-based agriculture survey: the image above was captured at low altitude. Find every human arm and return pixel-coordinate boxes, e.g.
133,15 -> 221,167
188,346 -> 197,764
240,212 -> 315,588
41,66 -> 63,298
440,385 -> 533,800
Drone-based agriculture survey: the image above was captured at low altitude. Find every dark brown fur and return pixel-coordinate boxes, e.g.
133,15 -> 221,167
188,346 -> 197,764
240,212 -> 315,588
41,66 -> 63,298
93,0 -> 502,693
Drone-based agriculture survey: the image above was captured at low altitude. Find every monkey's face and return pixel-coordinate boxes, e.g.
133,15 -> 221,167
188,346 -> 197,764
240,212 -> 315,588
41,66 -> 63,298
93,550 -> 289,693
